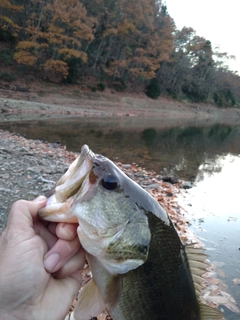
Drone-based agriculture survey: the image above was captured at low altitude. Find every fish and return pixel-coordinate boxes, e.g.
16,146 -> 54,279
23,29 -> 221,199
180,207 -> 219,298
38,144 -> 224,320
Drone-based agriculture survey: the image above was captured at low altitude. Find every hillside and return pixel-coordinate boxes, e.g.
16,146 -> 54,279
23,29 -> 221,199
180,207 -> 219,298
1,0 -> 240,107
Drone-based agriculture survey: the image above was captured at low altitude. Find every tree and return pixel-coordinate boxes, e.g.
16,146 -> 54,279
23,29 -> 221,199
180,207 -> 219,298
157,27 -> 217,102
81,0 -> 174,85
0,0 -> 23,41
103,0 -> 174,83
1,0 -> 240,105
146,78 -> 161,99
13,0 -> 95,81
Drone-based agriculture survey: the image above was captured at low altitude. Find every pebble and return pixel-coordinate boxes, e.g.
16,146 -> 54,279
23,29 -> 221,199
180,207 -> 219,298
122,164 -> 131,169
0,129 -> 77,230
181,181 -> 194,189
145,183 -> 160,189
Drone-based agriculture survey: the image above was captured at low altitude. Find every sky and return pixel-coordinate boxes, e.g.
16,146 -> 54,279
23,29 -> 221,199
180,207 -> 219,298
165,0 -> 239,73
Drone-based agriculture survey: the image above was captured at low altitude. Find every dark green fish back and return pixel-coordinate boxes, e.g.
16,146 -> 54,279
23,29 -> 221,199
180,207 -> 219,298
111,212 -> 201,320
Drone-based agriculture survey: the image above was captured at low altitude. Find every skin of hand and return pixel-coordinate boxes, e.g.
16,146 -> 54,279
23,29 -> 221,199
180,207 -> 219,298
0,196 -> 86,320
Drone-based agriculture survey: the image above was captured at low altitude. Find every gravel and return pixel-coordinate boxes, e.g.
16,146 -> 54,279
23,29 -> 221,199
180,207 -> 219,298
0,130 -> 77,233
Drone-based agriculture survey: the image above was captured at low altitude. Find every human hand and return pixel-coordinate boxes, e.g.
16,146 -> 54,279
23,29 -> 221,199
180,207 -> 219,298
0,196 -> 85,320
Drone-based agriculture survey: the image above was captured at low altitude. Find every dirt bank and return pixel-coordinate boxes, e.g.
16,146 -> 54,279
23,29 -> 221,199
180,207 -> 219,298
1,83 -> 240,123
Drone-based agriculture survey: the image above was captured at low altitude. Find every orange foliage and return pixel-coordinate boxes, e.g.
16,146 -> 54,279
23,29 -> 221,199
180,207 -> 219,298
0,0 -> 23,12
11,0 -> 95,79
14,51 -> 36,66
43,59 -> 69,81
103,0 -> 174,81
57,49 -> 88,63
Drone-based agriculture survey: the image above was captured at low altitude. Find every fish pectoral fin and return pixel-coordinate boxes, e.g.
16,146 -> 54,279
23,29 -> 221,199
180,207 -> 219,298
73,279 -> 105,320
104,274 -> 122,313
199,303 -> 225,320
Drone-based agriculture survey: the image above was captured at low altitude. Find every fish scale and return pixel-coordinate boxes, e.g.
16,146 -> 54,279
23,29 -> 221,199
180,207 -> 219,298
110,214 -> 200,320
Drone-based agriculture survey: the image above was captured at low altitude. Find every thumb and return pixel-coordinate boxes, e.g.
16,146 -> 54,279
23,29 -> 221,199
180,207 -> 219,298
33,195 -> 47,204
7,197 -> 47,229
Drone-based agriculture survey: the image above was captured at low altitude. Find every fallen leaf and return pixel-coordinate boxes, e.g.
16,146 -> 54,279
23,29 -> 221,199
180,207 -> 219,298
225,302 -> 240,313
212,261 -> 226,268
217,268 -> 226,279
208,278 -> 219,285
233,278 -> 240,285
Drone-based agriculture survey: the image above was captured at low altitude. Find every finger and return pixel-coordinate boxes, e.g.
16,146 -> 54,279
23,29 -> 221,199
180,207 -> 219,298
41,222 -> 78,240
33,220 -> 58,250
54,247 -> 86,279
43,236 -> 81,273
47,222 -> 57,235
56,223 -> 78,241
7,197 -> 47,231
33,195 -> 48,204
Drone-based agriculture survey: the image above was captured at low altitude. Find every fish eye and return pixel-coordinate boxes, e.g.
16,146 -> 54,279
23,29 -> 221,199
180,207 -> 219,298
101,174 -> 118,190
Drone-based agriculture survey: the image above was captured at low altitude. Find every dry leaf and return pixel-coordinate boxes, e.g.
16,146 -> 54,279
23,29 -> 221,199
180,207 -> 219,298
208,278 -> 219,285
233,278 -> 240,285
217,268 -> 226,279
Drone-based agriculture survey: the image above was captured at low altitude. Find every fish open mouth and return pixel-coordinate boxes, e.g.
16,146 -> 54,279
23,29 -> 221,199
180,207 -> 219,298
38,145 -> 94,222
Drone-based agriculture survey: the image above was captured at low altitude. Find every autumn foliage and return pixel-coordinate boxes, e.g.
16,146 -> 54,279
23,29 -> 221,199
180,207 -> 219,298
0,0 -> 240,105
0,0 -> 172,82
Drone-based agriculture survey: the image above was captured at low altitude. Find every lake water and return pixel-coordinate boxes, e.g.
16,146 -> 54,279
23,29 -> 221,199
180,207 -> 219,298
0,116 -> 240,319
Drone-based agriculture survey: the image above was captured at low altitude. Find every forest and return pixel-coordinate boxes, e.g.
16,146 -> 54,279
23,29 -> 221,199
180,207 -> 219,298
0,0 -> 239,107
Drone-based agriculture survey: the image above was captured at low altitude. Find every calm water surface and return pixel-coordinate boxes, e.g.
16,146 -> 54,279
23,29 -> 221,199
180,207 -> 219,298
0,116 -> 240,319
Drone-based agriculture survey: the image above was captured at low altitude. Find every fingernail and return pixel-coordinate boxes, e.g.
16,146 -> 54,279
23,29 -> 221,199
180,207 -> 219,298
34,195 -> 47,203
44,253 -> 60,272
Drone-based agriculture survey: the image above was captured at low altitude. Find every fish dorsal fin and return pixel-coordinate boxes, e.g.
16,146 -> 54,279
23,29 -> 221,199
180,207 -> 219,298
73,279 -> 105,320
199,303 -> 225,319
185,245 -> 225,319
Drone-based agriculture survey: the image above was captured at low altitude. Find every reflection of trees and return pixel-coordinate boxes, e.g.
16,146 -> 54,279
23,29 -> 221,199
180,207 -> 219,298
208,124 -> 233,141
141,128 -> 157,146
196,156 -> 223,182
1,120 -> 239,182
144,124 -> 238,181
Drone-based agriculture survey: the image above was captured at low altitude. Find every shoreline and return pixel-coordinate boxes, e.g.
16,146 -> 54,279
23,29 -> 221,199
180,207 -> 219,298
1,85 -> 240,124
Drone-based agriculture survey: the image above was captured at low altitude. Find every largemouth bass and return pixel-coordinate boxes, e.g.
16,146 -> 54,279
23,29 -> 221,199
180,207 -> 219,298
38,145 -> 224,320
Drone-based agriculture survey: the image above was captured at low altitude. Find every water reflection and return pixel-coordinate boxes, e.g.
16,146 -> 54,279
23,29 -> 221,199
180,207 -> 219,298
179,154 -> 240,319
0,118 -> 240,182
